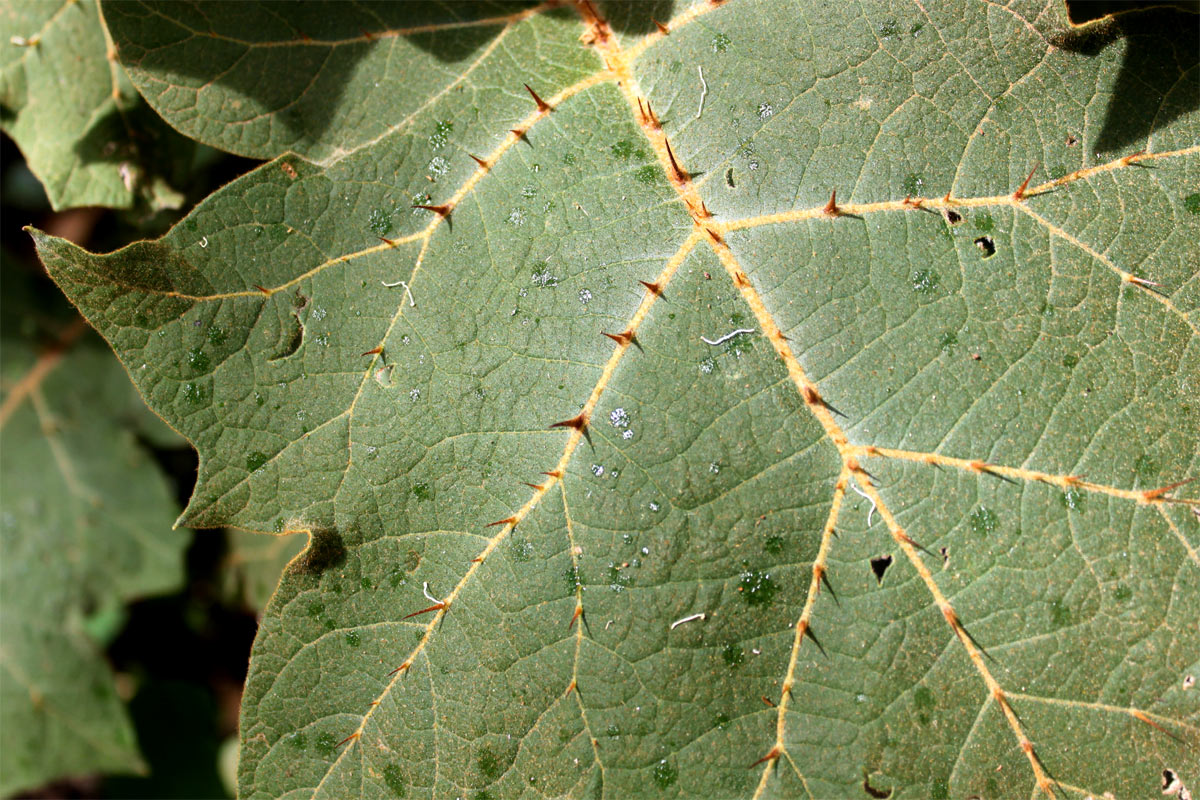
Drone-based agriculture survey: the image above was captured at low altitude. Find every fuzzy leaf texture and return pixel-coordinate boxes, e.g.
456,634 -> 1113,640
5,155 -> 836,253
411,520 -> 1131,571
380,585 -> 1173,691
0,267 -> 188,795
31,1 -> 1200,798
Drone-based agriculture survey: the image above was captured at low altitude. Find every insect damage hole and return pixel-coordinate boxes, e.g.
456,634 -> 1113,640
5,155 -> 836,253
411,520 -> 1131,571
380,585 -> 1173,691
1162,768 -> 1192,800
943,209 -> 963,225
869,555 -> 893,584
973,235 -> 995,258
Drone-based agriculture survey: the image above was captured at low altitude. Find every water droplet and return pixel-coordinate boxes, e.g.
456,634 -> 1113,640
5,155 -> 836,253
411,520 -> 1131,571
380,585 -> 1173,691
591,464 -> 605,477
648,501 -> 660,511
367,207 -> 392,236
699,357 -> 715,374
969,506 -> 998,536
531,270 -> 557,288
738,568 -> 777,606
181,382 -> 209,406
520,184 -> 536,198
711,32 -> 731,52
246,451 -> 268,472
709,462 -> 721,474
878,19 -> 901,37
622,429 -> 634,440
911,268 -> 940,294
507,208 -> 525,226
409,388 -> 420,402
652,759 -> 678,789
206,326 -> 226,346
1061,487 -> 1085,511
427,156 -> 449,177
345,630 -> 361,647
429,120 -> 452,149
578,288 -> 592,304
757,102 -> 773,119
609,408 -> 629,428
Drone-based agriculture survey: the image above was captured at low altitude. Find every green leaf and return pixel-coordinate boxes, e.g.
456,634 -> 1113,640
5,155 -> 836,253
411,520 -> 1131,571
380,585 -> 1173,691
0,0 -> 193,210
222,529 -> 306,612
32,2 -> 1200,798
0,269 -> 189,794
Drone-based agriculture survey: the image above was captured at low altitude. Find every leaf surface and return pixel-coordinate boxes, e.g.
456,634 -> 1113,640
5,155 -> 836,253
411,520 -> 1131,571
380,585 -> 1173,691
0,269 -> 188,794
32,2 -> 1200,798
0,0 -> 193,210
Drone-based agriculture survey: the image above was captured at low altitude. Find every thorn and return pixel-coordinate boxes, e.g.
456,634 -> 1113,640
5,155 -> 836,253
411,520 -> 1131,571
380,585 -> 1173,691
902,195 -> 923,209
569,605 -> 583,629
377,236 -> 397,247
524,83 -> 552,113
254,284 -> 271,295
653,18 -> 669,35
799,620 -> 827,657
522,482 -> 544,491
1125,273 -> 1161,288
704,226 -> 724,245
1121,149 -> 1146,166
412,203 -> 451,218
638,279 -> 663,297
819,570 -> 838,604
761,695 -> 776,708
1063,474 -> 1084,486
1143,477 -> 1196,502
1012,163 -> 1039,201
509,129 -> 528,141
823,189 -> 841,217
664,140 -> 686,181
1130,709 -> 1184,742
601,330 -> 634,346
360,28 -> 374,41
361,346 -> 383,356
402,603 -> 445,620
700,200 -> 712,218
1019,739 -> 1034,755
941,604 -> 959,627
646,99 -> 660,129
336,732 -> 360,748
542,469 -> 564,479
550,413 -> 588,432
749,745 -> 782,768
387,661 -> 411,676
468,153 -> 489,169
470,557 -> 483,563
487,516 -> 519,528
637,96 -> 646,122
732,271 -> 750,289
567,678 -> 577,694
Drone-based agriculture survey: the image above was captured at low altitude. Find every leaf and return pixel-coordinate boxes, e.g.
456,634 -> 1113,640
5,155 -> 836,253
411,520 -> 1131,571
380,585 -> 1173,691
0,267 -> 189,794
222,529 -> 306,612
0,0 -> 193,210
31,1 -> 1200,798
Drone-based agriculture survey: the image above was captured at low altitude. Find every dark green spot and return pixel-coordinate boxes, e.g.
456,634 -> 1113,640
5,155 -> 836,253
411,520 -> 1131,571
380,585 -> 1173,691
969,506 -> 998,536
721,643 -> 745,668
974,213 -> 995,232
187,348 -> 210,373
411,483 -> 432,501
184,218 -> 198,231
913,686 -> 935,710
711,32 -> 730,52
345,630 -> 361,647
878,19 -> 901,37
652,759 -> 678,788
634,165 -> 658,185
510,539 -> 533,563
306,602 -> 324,618
911,268 -> 940,294
611,140 -> 635,158
246,451 -> 268,472
605,724 -> 620,738
564,565 -> 582,593
562,152 -> 576,165
383,762 -> 407,797
206,326 -> 226,345
764,534 -> 784,555
1134,454 -> 1158,480
477,746 -> 502,780
939,332 -> 957,352
323,618 -> 336,630
429,120 -> 453,148
1114,583 -> 1132,602
289,733 -> 307,750
910,21 -> 924,34
315,732 -> 337,756
1050,600 -> 1072,628
368,207 -> 393,236
361,577 -> 372,589
714,712 -> 730,729
738,568 -> 777,606
267,223 -> 287,243
902,173 -> 924,196
1184,192 -> 1200,214
931,778 -> 949,799
181,382 -> 209,406
1061,487 -> 1085,511
1062,354 -> 1079,368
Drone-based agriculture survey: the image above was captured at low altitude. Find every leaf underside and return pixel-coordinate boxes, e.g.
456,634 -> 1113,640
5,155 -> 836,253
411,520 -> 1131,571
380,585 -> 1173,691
33,1 -> 1199,798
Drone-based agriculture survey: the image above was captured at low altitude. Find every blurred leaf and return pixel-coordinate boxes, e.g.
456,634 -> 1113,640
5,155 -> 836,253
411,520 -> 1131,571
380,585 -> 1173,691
0,0 -> 193,210
221,530 -> 305,612
30,1 -> 1200,798
0,265 -> 189,794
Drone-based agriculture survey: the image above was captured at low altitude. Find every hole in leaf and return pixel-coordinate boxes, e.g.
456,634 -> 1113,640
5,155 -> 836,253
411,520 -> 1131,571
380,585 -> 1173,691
725,168 -> 735,188
869,555 -> 893,584
973,235 -> 995,258
1184,674 -> 1195,690
863,770 -> 893,798
944,209 -> 962,225
940,547 -> 950,569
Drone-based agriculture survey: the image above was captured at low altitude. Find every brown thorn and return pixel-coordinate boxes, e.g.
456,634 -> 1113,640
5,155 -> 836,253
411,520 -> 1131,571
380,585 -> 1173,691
664,139 -> 687,181
1131,709 -> 1184,742
335,732 -> 360,748
412,203 -> 451,217
638,279 -> 662,297
524,83 -> 551,113
749,745 -> 782,768
705,226 -> 724,244
761,695 -> 776,708
1143,477 -> 1196,501
402,603 -> 445,620
387,661 -> 412,676
800,621 -> 827,657
542,469 -> 564,479
377,236 -> 397,247
487,516 -> 519,528
569,605 -> 583,629
700,200 -> 712,218
823,189 -> 841,216
254,285 -> 271,296
646,99 -> 660,129
733,271 -> 750,289
470,557 -> 483,563
360,29 -> 374,41
941,604 -> 959,627
1121,149 -> 1146,166
637,97 -> 646,123
361,346 -> 383,356
902,195 -> 923,209
468,153 -> 489,169
1012,163 -> 1039,201
653,18 -> 669,35
566,678 -> 577,694
550,413 -> 588,432
522,482 -> 545,491
601,330 -> 633,346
